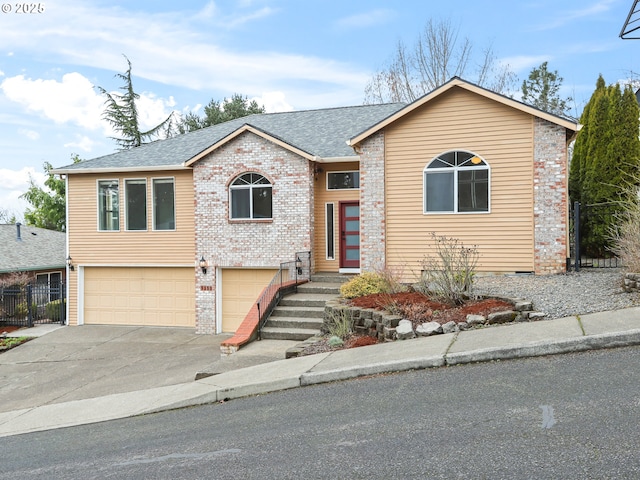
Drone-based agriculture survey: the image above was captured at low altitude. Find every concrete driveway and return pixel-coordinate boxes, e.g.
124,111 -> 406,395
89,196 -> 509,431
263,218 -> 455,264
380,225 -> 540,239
0,325 -> 296,414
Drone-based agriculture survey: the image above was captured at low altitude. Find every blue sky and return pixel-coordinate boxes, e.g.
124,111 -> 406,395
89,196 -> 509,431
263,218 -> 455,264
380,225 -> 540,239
0,0 -> 638,218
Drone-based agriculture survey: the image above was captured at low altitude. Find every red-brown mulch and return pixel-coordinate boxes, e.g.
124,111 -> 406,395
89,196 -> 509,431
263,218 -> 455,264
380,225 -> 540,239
348,291 -> 513,329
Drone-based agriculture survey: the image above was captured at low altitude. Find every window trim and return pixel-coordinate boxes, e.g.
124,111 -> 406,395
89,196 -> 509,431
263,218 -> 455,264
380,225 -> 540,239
326,171 -> 360,191
423,150 -> 491,215
152,177 -> 176,231
97,179 -> 120,232
124,178 -> 148,231
229,172 -> 273,220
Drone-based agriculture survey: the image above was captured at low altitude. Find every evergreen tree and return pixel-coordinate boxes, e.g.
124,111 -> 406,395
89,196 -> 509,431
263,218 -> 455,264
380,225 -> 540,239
521,61 -> 572,116
569,75 -> 640,256
97,56 -> 175,149
178,93 -> 265,133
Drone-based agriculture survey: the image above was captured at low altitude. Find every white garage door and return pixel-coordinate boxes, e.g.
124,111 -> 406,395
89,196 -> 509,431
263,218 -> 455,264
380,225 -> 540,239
220,268 -> 278,333
84,267 -> 195,327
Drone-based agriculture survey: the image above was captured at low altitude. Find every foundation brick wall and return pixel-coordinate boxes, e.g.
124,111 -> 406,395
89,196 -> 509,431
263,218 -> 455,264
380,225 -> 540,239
193,132 -> 314,333
359,131 -> 386,272
533,117 -> 568,275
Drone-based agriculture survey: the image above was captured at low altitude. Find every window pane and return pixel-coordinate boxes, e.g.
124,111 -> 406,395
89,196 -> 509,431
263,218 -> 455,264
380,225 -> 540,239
126,180 -> 147,230
252,187 -> 272,218
231,188 -> 250,218
458,170 -> 489,212
326,204 -> 334,260
345,234 -> 360,246
425,172 -> 454,212
345,220 -> 359,231
98,180 -> 119,230
328,172 -> 359,189
345,205 -> 359,217
153,179 -> 175,230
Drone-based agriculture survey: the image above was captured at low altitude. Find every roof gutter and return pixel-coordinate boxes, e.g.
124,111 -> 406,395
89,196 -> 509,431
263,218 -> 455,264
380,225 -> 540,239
312,155 -> 359,163
51,165 -> 191,175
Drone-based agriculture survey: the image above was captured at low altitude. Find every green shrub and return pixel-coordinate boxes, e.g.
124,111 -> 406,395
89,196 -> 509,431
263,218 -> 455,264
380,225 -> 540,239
45,299 -> 66,321
13,302 -> 38,318
339,272 -> 389,299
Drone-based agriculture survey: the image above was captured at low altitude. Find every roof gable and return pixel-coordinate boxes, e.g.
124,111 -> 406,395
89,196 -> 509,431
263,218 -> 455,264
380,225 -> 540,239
348,77 -> 580,147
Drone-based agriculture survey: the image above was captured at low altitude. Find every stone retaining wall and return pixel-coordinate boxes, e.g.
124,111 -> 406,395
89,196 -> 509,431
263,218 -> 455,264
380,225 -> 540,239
623,273 -> 640,293
321,297 -> 545,343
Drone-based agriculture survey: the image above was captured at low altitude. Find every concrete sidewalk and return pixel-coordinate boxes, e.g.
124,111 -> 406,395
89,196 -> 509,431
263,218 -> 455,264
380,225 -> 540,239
1,308 -> 639,437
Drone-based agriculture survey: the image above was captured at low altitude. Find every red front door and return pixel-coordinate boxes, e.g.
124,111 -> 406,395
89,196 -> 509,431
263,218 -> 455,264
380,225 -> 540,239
340,201 -> 360,269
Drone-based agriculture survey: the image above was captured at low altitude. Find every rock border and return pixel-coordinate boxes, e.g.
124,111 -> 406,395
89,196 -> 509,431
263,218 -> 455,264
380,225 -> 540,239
286,295 -> 546,358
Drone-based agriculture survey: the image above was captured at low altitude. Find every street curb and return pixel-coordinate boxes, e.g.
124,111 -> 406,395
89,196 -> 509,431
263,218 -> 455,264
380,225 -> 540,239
444,329 -> 640,365
300,355 -> 445,386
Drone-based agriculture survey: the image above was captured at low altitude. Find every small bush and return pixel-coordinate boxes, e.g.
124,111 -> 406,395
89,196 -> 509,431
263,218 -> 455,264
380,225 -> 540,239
340,272 -> 389,299
14,302 -> 29,318
45,299 -> 66,321
416,233 -> 479,306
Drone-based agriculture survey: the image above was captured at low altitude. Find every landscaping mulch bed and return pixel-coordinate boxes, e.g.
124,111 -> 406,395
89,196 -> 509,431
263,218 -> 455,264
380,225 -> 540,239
300,292 -> 514,356
348,291 -> 513,329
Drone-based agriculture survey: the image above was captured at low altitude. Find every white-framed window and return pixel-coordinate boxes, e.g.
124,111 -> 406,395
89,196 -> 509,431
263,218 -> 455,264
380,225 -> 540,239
152,177 -> 176,230
125,179 -> 147,231
423,151 -> 490,214
325,203 -> 335,260
229,172 -> 272,220
327,171 -> 360,190
98,179 -> 120,231
35,272 -> 62,304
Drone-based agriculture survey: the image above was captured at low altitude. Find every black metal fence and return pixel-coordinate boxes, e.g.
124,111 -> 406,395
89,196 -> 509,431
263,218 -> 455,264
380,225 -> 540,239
0,281 -> 66,328
569,202 -> 621,271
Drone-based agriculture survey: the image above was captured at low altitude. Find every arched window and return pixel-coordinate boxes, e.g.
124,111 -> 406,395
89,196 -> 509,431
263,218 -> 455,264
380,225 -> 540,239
229,172 -> 272,219
423,151 -> 489,213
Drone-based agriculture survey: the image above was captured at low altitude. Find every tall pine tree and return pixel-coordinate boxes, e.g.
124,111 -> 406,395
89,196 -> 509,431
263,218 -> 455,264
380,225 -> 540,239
569,75 -> 640,256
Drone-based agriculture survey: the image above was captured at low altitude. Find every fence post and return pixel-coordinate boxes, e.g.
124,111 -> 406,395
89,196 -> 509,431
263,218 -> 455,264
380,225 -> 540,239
26,283 -> 33,328
573,201 -> 581,272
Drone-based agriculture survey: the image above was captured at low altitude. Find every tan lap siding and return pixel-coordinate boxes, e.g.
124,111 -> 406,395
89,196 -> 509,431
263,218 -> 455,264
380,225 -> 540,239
67,170 -> 195,265
313,162 -> 360,272
384,87 -> 534,277
220,268 -> 278,333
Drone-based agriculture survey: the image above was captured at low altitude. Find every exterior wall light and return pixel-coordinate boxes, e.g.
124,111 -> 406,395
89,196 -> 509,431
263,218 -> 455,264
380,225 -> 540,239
66,255 -> 74,271
199,256 -> 208,274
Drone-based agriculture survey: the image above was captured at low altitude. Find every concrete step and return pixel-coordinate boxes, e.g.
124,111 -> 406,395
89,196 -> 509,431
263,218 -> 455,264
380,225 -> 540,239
279,293 -> 337,307
310,273 -> 355,284
297,282 -> 342,295
270,306 -> 325,318
260,327 -> 320,341
265,316 -> 323,330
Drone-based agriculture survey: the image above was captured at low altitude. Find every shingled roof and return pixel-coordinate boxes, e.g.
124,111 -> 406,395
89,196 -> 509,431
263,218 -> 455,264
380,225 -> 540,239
0,224 -> 66,274
54,102 -> 405,173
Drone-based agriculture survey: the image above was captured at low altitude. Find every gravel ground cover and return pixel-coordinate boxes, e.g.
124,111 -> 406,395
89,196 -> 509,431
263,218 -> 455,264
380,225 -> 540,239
474,268 -> 640,319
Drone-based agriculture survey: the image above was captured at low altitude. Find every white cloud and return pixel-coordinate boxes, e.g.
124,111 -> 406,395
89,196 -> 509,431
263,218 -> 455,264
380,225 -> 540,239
531,0 -> 615,30
135,93 -> 178,131
0,72 -> 104,130
335,9 -> 396,29
64,135 -> 95,152
500,55 -> 551,74
18,129 -> 39,140
0,1 -> 370,107
0,167 -> 47,220
256,92 -> 292,113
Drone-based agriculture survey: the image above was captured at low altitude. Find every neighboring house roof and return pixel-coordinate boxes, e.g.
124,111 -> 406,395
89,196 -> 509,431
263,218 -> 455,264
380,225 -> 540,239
53,103 -> 406,174
349,77 -> 581,147
0,224 -> 66,274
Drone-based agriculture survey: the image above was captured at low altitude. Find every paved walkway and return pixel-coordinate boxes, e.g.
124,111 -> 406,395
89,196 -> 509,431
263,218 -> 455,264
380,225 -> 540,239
1,308 -> 639,437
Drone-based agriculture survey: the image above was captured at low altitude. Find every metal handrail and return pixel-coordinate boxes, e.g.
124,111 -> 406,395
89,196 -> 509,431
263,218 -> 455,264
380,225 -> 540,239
256,251 -> 311,339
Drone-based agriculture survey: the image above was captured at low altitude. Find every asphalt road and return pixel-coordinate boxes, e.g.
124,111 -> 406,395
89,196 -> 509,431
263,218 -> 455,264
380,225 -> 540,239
3,346 -> 639,479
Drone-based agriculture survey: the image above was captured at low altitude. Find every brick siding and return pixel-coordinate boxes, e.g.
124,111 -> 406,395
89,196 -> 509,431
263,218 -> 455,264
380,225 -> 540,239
533,117 -> 568,275
193,131 -> 314,333
358,131 -> 386,272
